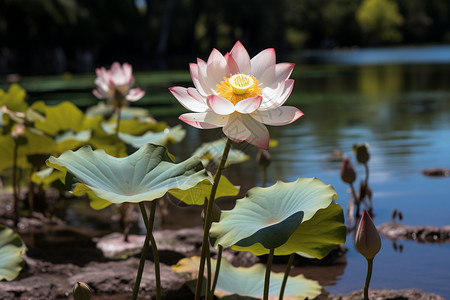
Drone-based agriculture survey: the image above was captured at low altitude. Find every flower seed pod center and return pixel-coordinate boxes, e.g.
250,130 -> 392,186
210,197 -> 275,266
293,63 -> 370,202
229,74 -> 254,94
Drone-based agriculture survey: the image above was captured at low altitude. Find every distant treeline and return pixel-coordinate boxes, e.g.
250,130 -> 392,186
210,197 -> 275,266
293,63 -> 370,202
1,0 -> 449,74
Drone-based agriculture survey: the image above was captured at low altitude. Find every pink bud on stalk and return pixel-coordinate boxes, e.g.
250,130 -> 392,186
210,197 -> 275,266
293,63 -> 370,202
355,210 -> 381,300
355,210 -> 381,260
340,156 -> 356,184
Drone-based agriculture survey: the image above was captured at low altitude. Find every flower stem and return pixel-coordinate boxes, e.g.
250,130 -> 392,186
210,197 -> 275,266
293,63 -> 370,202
115,105 -> 122,141
279,253 -> 295,300
194,138 -> 232,300
12,141 -> 19,226
133,201 -> 161,300
364,258 -> 373,300
263,248 -> 275,300
210,245 -> 223,298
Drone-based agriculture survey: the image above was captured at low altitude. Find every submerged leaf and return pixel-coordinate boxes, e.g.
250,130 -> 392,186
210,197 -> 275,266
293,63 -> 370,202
46,144 -> 211,206
172,256 -> 321,299
0,225 -> 26,281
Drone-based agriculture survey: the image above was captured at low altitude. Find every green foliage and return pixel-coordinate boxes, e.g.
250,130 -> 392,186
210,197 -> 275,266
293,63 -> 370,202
0,84 -> 28,113
168,174 -> 239,205
0,224 -> 26,281
192,138 -> 250,167
46,144 -> 211,208
357,0 -> 404,43
210,178 -> 346,258
172,256 -> 322,299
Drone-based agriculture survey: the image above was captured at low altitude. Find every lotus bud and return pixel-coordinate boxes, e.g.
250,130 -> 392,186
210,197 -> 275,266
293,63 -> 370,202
256,149 -> 271,168
355,210 -> 381,260
353,143 -> 370,164
340,156 -> 356,184
73,281 -> 91,300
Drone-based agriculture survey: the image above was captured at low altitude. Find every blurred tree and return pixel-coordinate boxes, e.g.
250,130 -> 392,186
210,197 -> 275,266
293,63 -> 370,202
356,0 -> 404,44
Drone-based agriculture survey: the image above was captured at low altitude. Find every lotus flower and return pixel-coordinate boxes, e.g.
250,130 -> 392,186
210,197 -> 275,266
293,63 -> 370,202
93,62 -> 145,106
170,41 -> 303,149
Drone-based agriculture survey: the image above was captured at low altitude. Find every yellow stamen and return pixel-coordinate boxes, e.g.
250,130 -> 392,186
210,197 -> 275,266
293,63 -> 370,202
216,73 -> 262,105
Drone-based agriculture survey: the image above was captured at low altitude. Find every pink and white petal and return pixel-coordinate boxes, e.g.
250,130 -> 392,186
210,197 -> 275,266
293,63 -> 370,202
126,88 -> 145,101
93,89 -> 113,100
230,41 -> 251,74
223,115 -> 252,142
235,96 -> 262,114
250,48 -> 276,79
257,64 -> 275,88
187,87 -> 207,105
206,95 -> 236,115
259,81 -> 285,109
259,79 -> 294,110
180,112 -> 229,128
110,63 -> 128,86
190,63 -> 209,97
169,86 -> 208,112
241,115 -> 270,149
251,106 -> 303,126
274,63 -> 295,84
225,52 -> 239,75
206,48 -> 228,88
122,63 -> 133,83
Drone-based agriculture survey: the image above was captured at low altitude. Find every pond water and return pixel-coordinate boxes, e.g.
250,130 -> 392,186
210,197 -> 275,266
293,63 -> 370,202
165,62 -> 450,297
4,51 -> 450,297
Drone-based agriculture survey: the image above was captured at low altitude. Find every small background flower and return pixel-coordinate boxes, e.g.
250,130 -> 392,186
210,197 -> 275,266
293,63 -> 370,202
93,62 -> 145,107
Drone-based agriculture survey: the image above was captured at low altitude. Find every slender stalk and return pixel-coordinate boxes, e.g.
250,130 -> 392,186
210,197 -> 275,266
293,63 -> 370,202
210,245 -> 223,298
261,166 -> 267,188
28,166 -> 35,217
279,253 -> 295,300
205,246 -> 212,300
350,182 -> 361,219
363,258 -> 373,300
263,248 -> 275,300
132,202 -> 161,300
114,105 -> 122,142
194,138 -> 232,300
12,141 -> 19,226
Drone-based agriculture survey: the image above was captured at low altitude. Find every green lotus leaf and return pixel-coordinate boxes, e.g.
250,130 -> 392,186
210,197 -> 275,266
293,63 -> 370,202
46,144 -> 211,206
85,102 -> 115,118
172,257 -> 321,299
117,125 -> 186,148
168,174 -> 239,205
0,129 -> 56,172
210,177 -> 338,253
0,84 -> 28,112
193,139 -> 250,167
0,224 -> 26,281
33,101 -> 103,135
0,135 -> 27,172
101,119 -> 168,136
31,167 -> 65,189
232,202 -> 346,259
54,130 -> 91,154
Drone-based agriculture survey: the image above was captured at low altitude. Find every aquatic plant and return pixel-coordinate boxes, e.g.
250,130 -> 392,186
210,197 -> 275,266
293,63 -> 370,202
170,41 -> 345,300
355,210 -> 382,300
